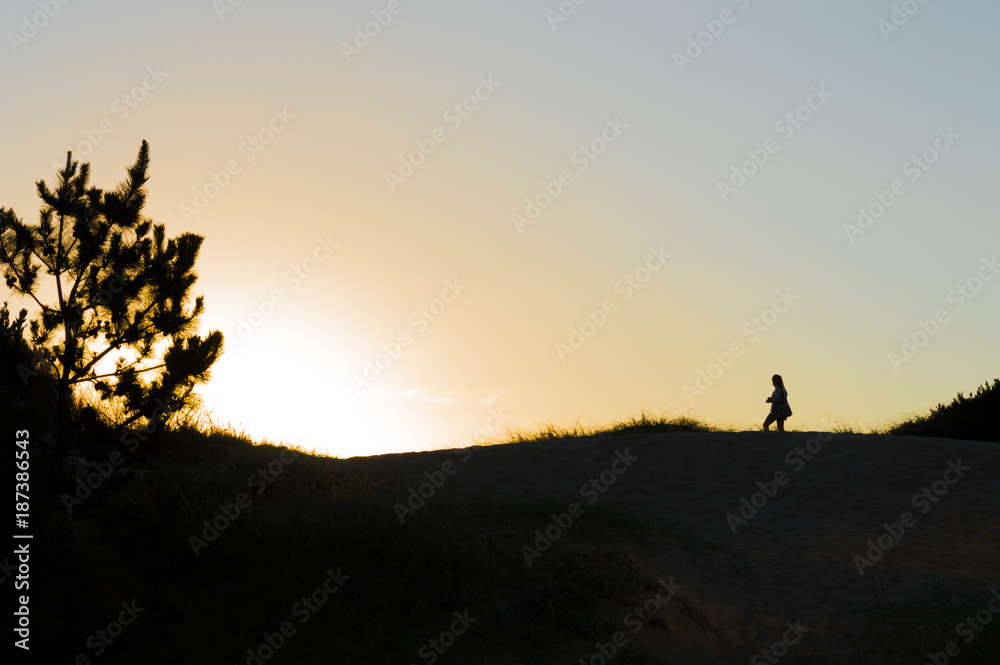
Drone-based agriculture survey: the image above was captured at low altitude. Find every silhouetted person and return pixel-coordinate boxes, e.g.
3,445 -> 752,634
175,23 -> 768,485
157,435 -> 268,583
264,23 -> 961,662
763,374 -> 792,431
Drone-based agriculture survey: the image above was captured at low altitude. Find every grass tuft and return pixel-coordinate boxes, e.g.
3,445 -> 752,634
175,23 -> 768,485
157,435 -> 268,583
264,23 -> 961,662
493,412 -> 725,448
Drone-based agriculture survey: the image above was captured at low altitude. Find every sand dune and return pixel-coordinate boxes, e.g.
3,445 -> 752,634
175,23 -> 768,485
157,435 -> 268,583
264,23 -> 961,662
338,432 -> 999,663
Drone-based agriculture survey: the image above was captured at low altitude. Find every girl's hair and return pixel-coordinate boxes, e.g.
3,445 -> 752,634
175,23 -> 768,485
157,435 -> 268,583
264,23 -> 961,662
772,374 -> 785,388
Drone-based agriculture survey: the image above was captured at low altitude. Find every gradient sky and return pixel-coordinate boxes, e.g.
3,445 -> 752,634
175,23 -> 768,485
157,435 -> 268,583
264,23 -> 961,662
2,0 -> 998,457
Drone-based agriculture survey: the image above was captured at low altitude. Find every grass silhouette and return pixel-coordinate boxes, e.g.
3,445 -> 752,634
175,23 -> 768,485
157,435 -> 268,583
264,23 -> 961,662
495,412 -> 723,447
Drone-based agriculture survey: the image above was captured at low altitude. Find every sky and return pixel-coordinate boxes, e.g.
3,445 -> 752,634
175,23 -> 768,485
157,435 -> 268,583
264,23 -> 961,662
2,0 -> 998,458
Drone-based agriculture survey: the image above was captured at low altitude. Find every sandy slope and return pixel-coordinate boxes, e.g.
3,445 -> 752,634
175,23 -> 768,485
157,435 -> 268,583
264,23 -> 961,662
337,432 -> 1000,663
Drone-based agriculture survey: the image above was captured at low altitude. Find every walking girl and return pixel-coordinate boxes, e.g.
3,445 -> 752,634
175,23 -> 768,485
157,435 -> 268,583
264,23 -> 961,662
763,374 -> 792,431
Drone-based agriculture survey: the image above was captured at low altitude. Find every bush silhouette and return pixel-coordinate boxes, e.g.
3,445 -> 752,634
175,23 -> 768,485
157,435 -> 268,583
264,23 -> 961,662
891,378 -> 1000,443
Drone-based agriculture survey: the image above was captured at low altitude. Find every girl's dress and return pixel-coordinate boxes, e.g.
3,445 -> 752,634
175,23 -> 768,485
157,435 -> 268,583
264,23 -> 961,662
770,387 -> 792,419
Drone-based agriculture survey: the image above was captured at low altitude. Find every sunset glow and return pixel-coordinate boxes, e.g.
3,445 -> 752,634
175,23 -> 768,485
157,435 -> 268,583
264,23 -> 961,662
3,0 -> 998,457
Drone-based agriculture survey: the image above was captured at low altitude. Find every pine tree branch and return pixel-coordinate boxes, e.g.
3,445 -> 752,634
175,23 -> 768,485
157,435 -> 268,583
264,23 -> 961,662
73,298 -> 162,380
71,361 -> 167,385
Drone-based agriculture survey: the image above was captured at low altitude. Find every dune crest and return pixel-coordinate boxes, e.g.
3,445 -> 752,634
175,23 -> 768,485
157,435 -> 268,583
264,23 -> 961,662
343,431 -> 1000,662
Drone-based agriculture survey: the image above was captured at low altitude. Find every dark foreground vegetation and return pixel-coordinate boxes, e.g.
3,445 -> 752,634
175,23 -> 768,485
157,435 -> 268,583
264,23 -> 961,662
887,378 -> 1000,443
4,381 -> 995,664
30,419 -> 702,665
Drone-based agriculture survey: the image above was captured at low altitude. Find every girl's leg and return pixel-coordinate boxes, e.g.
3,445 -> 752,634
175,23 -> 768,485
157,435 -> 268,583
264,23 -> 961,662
763,414 -> 776,431
777,418 -> 785,432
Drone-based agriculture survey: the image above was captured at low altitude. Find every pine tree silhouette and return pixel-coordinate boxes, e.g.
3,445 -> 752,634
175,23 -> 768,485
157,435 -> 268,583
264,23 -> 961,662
0,141 -> 224,479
